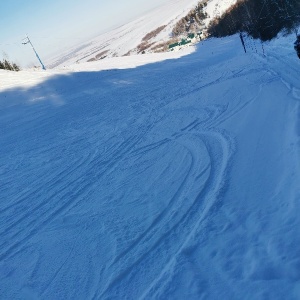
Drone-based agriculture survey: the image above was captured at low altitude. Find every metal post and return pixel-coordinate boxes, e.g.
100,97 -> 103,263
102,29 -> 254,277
239,32 -> 247,53
22,35 -> 46,70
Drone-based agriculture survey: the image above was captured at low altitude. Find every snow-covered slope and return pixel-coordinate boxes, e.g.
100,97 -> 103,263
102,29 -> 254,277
48,0 -> 237,68
0,47 -> 194,90
1,33 -> 300,299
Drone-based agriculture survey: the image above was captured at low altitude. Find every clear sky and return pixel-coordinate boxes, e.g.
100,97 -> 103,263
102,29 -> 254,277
0,0 -> 168,67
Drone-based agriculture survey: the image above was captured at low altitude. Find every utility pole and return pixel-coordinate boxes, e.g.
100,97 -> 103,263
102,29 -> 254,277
22,35 -> 46,70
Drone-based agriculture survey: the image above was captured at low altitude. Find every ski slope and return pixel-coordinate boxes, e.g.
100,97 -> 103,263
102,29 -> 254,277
1,33 -> 300,299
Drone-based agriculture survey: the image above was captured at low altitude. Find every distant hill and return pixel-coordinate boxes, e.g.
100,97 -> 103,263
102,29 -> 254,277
48,0 -> 237,68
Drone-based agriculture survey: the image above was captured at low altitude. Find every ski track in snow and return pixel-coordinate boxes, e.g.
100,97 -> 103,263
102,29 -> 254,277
0,35 -> 300,299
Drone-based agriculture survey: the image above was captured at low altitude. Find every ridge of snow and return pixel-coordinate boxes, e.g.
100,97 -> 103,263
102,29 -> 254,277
0,47 -> 194,91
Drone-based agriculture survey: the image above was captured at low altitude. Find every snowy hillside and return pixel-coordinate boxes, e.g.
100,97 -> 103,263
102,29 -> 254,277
48,0 -> 237,68
1,32 -> 300,299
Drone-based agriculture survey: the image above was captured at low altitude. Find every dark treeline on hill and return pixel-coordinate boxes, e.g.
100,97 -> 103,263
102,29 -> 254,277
0,59 -> 20,71
208,0 -> 300,41
172,1 -> 208,36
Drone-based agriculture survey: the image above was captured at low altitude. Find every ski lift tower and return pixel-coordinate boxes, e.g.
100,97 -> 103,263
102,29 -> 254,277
22,35 -> 46,70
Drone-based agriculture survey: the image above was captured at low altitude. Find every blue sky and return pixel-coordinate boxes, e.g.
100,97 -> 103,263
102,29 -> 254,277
0,0 -> 167,67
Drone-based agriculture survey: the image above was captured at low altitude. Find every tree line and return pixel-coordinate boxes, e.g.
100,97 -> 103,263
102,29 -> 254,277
207,0 -> 300,41
172,1 -> 208,37
0,59 -> 20,71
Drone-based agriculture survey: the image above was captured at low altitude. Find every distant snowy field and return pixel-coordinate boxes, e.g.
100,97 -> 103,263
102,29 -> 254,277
1,33 -> 300,299
47,0 -> 237,68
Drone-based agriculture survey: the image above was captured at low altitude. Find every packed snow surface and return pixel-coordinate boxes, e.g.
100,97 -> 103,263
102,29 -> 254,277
1,34 -> 300,299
